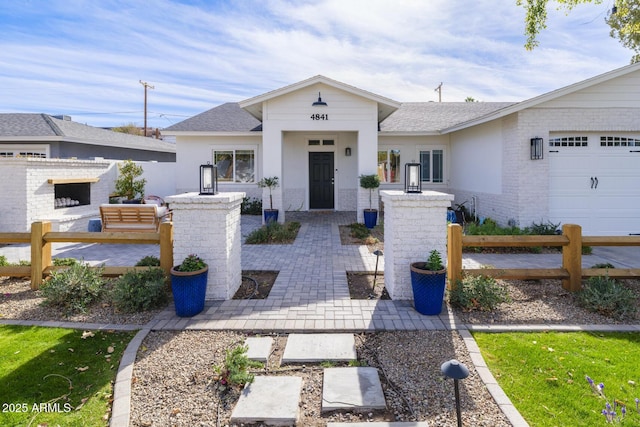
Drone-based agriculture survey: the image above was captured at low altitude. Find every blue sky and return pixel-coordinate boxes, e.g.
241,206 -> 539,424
0,0 -> 631,129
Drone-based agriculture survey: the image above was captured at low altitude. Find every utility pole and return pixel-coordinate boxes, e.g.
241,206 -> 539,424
139,80 -> 154,136
434,82 -> 443,102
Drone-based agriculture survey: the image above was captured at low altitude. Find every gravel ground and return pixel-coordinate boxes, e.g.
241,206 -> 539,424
2,276 -> 639,426
129,330 -> 510,427
0,277 -> 161,325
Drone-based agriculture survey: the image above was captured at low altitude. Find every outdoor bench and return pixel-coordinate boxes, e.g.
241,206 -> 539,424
99,204 -> 171,233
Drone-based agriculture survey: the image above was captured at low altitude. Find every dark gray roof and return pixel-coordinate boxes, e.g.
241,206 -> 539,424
164,103 -> 262,132
0,113 -> 176,152
165,101 -> 515,134
380,102 -> 516,133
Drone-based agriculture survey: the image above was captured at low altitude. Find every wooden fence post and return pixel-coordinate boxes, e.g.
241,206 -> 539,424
447,223 -> 463,290
30,221 -> 51,290
159,221 -> 173,279
562,224 -> 582,292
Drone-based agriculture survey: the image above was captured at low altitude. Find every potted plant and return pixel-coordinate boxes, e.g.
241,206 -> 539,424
114,159 -> 146,203
410,249 -> 447,315
257,176 -> 279,223
359,174 -> 380,229
170,254 -> 208,317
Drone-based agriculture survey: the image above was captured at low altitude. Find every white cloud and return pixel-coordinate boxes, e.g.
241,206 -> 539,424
0,0 -> 632,128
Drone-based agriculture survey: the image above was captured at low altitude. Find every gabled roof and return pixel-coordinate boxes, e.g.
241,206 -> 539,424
380,102 -> 515,134
164,103 -> 262,133
0,113 -> 176,152
239,75 -> 401,122
443,61 -> 640,133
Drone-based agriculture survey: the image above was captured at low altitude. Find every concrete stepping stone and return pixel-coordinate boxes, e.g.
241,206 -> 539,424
328,423 -> 428,427
245,336 -> 273,362
322,367 -> 386,412
230,376 -> 302,425
282,333 -> 356,363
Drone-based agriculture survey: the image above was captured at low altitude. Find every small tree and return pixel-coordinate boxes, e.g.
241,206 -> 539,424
114,159 -> 146,201
111,123 -> 143,136
359,174 -> 380,211
257,176 -> 279,210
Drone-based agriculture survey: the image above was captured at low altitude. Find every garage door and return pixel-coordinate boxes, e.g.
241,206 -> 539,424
548,135 -> 640,236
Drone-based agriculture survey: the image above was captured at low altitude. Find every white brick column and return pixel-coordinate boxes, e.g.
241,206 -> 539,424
380,190 -> 454,300
165,192 -> 244,300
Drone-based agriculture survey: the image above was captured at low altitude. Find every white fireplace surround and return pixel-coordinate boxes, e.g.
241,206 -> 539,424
0,158 -> 116,232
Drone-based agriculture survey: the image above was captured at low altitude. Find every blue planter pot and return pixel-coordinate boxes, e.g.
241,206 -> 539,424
264,209 -> 279,224
363,209 -> 378,229
410,263 -> 446,315
170,266 -> 208,317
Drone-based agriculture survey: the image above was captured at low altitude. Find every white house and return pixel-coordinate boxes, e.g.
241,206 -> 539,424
164,63 -> 640,236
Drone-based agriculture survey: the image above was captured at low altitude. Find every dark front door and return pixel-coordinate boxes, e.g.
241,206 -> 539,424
309,152 -> 334,209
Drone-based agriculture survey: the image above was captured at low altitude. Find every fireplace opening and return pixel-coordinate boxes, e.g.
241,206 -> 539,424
54,183 -> 90,209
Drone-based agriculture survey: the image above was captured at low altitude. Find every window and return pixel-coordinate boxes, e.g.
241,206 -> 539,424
308,139 -> 334,146
378,149 -> 400,183
548,136 -> 588,147
213,148 -> 255,183
0,145 -> 48,158
419,148 -> 444,183
600,136 -> 640,147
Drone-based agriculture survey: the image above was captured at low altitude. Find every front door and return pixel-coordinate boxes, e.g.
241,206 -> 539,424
309,152 -> 334,209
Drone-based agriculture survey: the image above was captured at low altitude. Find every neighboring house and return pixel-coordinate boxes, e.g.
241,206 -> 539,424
163,63 -> 640,236
0,113 -> 176,161
0,114 -> 177,232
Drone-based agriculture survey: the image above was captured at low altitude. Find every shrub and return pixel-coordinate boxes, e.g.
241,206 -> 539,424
175,254 -> 207,272
111,268 -> 168,312
576,276 -> 637,320
0,255 -> 8,267
52,257 -> 78,266
465,218 -> 523,236
592,263 -> 616,269
349,223 -> 370,240
245,221 -> 300,244
524,220 -> 561,235
135,255 -> 161,267
449,274 -> 510,311
41,262 -> 104,315
214,344 -> 262,388
241,197 -> 262,215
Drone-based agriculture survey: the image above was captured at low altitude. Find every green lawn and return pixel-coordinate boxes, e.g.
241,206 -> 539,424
0,325 -> 136,427
473,331 -> 640,426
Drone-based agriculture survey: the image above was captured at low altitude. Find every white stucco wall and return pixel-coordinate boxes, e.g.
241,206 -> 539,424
260,83 -> 380,220
281,131 -> 359,211
173,134 -> 262,197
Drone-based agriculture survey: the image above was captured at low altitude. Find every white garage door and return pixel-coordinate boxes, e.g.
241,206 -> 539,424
548,135 -> 640,236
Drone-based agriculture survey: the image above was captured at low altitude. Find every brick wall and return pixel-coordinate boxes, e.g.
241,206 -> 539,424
449,107 -> 640,228
166,192 -> 245,300
380,190 -> 454,300
0,159 -> 115,232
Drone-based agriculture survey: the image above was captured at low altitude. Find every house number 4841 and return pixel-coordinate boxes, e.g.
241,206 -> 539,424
310,113 -> 328,120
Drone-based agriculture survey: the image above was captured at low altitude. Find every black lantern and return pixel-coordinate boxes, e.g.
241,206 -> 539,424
404,163 -> 422,193
199,163 -> 217,195
531,137 -> 543,160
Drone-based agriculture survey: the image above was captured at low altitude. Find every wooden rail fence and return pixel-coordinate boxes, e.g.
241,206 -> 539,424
0,221 -> 173,290
447,223 -> 640,291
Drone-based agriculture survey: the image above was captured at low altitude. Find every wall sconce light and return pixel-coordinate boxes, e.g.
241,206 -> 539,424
345,147 -> 351,157
531,137 -> 544,160
404,163 -> 422,193
199,162 -> 218,195
312,92 -> 327,106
